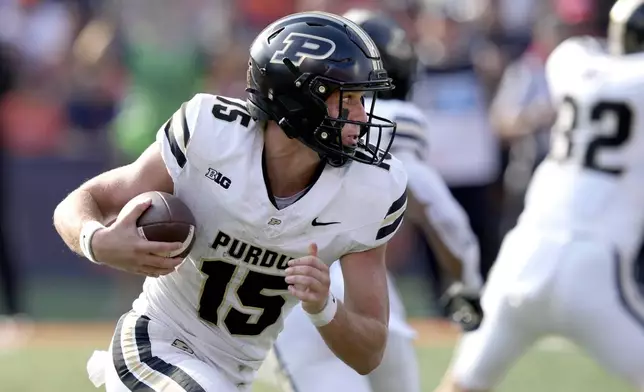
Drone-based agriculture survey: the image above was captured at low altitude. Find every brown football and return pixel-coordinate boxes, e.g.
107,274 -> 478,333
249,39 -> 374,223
134,191 -> 196,258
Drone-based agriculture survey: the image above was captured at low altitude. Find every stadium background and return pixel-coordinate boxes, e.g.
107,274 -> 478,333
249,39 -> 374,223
0,0 -> 634,391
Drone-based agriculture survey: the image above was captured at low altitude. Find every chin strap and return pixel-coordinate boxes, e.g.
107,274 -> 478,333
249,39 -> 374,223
282,58 -> 301,77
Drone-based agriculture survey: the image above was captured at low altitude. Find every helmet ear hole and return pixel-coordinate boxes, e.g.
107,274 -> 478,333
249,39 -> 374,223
277,96 -> 305,115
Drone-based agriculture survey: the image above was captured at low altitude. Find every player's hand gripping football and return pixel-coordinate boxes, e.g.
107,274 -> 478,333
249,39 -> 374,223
91,198 -> 184,277
285,243 -> 331,314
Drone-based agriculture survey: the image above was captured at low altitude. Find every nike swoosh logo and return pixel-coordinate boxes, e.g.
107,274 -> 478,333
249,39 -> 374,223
312,218 -> 340,226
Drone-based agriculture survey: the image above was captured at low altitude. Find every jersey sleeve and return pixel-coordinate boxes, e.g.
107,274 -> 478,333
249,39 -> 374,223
348,159 -> 409,252
404,158 -> 482,290
390,107 -> 430,162
546,36 -> 603,101
156,94 -> 209,180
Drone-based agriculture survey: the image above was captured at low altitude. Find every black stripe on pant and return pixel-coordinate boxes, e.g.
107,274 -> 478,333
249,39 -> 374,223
112,314 -> 206,391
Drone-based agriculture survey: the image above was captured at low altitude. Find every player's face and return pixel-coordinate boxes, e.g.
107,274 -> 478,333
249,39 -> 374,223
325,91 -> 367,147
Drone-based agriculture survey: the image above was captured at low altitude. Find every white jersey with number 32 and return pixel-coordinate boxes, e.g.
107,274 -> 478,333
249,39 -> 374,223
520,37 -> 644,260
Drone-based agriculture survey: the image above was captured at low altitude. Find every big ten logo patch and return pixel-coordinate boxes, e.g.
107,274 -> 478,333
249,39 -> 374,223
205,168 -> 232,189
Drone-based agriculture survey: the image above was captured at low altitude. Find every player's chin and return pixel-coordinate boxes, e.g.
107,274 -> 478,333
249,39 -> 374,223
341,128 -> 360,145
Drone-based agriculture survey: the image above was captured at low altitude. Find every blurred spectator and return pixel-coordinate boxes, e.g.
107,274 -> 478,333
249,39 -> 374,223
97,0 -> 232,163
89,0 -> 233,311
489,16 -> 569,233
496,0 -> 539,37
551,0 -> 617,35
0,0 -> 75,156
489,1 -> 612,235
0,87 -> 66,156
0,0 -> 74,78
484,0 -> 540,61
238,0 -> 296,34
0,0 -> 82,348
410,1 -> 502,289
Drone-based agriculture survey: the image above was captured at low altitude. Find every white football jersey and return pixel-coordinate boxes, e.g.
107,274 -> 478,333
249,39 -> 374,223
367,98 -> 481,289
365,97 -> 430,163
131,94 -> 407,377
520,36 -> 644,260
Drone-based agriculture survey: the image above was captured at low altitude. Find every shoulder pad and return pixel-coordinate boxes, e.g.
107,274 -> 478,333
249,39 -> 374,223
547,37 -> 605,86
157,94 -> 255,179
347,156 -> 408,251
390,101 -> 429,161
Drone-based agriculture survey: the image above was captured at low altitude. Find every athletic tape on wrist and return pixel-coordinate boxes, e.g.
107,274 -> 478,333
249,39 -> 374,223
80,220 -> 106,264
306,292 -> 338,327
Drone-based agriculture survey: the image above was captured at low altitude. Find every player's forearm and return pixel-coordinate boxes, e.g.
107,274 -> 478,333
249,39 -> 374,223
424,218 -> 464,280
404,187 -> 462,277
403,161 -> 482,290
316,301 -> 387,375
414,197 -> 480,289
53,189 -> 107,256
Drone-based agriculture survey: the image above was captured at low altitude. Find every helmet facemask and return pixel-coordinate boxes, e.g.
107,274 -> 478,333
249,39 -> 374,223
249,57 -> 397,168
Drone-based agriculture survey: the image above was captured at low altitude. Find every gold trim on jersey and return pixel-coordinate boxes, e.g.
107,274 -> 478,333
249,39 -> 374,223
172,102 -> 190,156
380,201 -> 406,228
164,102 -> 190,168
376,190 -> 407,240
115,312 -> 200,391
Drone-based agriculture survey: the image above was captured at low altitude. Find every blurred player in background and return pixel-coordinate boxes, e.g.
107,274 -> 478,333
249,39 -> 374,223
411,1 -> 503,286
257,9 -> 482,392
436,1 -> 644,391
54,11 -> 409,392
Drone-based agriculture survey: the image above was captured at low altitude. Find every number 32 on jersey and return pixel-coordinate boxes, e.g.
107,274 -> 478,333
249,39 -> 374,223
550,96 -> 633,175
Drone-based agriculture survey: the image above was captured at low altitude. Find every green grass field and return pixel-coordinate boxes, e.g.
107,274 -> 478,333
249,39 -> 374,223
0,321 -> 634,392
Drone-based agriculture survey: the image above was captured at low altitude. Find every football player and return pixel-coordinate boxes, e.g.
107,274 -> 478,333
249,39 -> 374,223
53,11 -> 408,392
257,9 -> 482,392
436,1 -> 644,391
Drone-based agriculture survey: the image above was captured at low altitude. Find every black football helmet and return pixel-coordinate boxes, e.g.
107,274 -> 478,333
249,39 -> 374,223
608,0 -> 644,55
246,11 -> 396,167
343,9 -> 417,101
